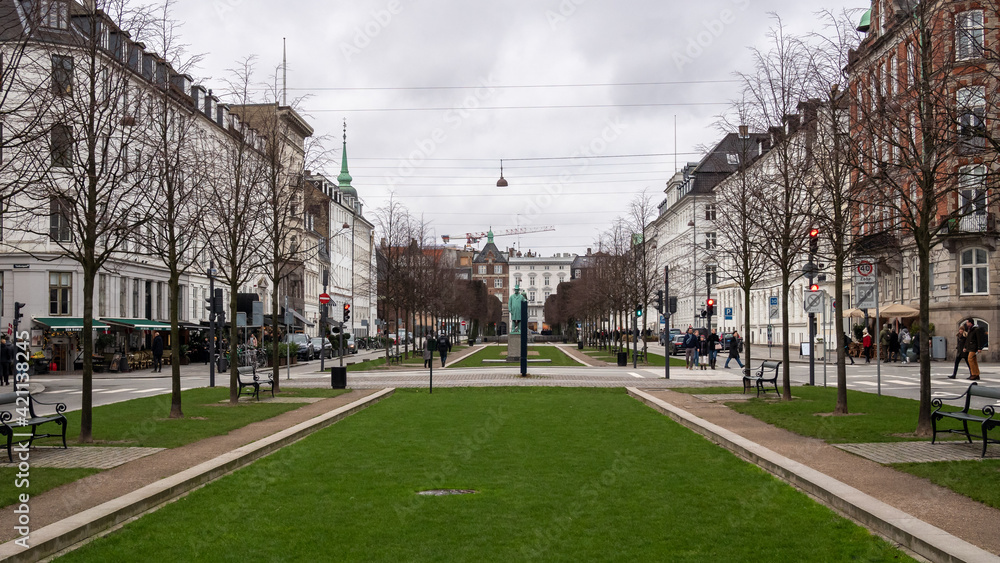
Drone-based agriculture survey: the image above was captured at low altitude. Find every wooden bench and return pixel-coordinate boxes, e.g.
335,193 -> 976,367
0,391 -> 68,462
743,360 -> 782,397
932,383 -> 1000,457
237,366 -> 274,401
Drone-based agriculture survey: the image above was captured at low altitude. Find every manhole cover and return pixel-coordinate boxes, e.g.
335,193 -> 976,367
416,489 -> 478,496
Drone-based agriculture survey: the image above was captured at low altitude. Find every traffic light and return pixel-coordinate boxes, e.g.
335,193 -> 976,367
343,303 -> 351,322
635,304 -> 643,318
13,302 -> 25,332
809,283 -> 820,292
205,289 -> 223,315
706,298 -> 715,318
668,296 -> 678,314
654,290 -> 664,313
808,228 -> 819,255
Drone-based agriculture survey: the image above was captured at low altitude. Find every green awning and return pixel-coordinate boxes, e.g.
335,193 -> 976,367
34,318 -> 109,331
101,318 -> 173,330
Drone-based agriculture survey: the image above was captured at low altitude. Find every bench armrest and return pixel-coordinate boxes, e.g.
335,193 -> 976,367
981,404 -> 997,421
0,411 -> 11,424
29,397 -> 68,415
931,393 -> 967,409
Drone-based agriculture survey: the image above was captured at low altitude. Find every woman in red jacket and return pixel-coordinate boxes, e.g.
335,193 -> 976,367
862,330 -> 873,364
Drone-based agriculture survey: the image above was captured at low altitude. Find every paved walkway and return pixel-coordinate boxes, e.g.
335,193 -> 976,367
0,447 -> 164,469
641,388 -> 1000,556
835,441 -> 1000,463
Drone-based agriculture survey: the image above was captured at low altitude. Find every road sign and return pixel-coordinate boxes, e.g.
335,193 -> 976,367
854,257 -> 878,309
769,296 -> 779,320
252,301 -> 263,327
319,293 -> 331,305
804,291 -> 825,314
724,307 -> 733,321
236,312 -> 247,327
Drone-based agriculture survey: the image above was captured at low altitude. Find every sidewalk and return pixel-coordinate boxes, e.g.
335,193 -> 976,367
636,388 -> 1000,559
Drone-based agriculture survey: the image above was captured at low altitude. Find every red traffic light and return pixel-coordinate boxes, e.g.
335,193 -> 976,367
808,228 -> 819,238
809,284 -> 820,292
343,304 -> 350,311
706,299 -> 715,306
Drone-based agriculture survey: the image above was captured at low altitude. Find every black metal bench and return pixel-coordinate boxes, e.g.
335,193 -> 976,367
388,353 -> 404,365
237,366 -> 274,401
0,391 -> 68,462
932,383 -> 1000,457
743,360 -> 782,397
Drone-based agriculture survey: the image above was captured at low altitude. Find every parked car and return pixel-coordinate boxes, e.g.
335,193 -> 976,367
720,332 -> 734,352
669,334 -> 686,355
311,337 -> 332,359
284,333 -> 315,361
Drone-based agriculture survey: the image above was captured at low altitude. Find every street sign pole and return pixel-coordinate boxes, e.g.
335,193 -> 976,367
208,262 -> 216,388
875,262 -> 881,396
664,266 -> 670,380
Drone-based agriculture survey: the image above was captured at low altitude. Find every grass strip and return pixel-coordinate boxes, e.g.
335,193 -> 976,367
57,388 -> 312,449
449,345 -> 583,368
60,388 -> 909,562
0,468 -> 100,510
891,460 -> 1000,510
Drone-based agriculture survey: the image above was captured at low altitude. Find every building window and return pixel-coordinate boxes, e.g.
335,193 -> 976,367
706,265 -> 718,288
49,272 -> 71,316
26,0 -> 70,29
494,264 -> 503,274
156,281 -> 163,320
959,165 -> 987,231
51,54 -> 73,96
543,275 -> 551,287
49,197 -> 72,242
494,278 -> 503,289
961,248 -> 988,295
956,10 -> 984,61
50,124 -> 72,167
705,204 -> 716,221
705,232 -> 717,250
99,274 -> 107,317
575,269 -> 582,278
726,153 -> 740,165
477,265 -> 487,275
528,275 -> 536,287
132,279 -> 140,317
957,86 -> 985,147
529,291 -> 536,303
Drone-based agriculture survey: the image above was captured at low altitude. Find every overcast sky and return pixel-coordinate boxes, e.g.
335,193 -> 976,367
167,0 -> 860,255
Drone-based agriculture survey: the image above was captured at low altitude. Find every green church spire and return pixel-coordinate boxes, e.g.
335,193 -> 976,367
338,120 -> 357,197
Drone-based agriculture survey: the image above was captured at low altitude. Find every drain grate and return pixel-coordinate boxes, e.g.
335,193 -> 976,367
417,489 -> 478,496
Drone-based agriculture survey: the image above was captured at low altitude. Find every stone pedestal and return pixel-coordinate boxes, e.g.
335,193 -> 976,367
507,334 -> 522,362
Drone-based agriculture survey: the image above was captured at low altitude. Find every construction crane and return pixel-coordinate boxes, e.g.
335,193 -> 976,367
441,226 -> 556,247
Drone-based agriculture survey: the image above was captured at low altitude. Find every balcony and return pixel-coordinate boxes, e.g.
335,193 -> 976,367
854,231 -> 900,255
940,213 -> 997,252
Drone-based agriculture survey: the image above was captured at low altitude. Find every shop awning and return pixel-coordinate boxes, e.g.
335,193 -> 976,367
101,318 -> 173,330
34,318 -> 109,331
290,309 -> 315,327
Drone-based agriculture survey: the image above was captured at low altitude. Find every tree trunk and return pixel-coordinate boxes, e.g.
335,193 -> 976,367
168,272 -> 183,419
271,278 -> 281,393
781,269 -> 792,401
79,263 -> 96,443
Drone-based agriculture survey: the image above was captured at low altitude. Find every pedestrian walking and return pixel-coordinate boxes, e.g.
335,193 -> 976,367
0,335 -> 9,386
879,327 -> 890,362
151,331 -> 164,373
683,327 -> 697,370
724,331 -> 744,369
862,330 -> 872,363
698,333 -> 709,371
707,329 -> 720,370
843,332 -> 855,365
436,333 -> 452,367
949,325 -> 969,379
888,329 -> 900,362
900,328 -> 911,362
965,320 -> 982,381
423,336 -> 434,368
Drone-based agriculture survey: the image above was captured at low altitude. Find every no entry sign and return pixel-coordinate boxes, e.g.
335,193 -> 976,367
319,293 -> 331,305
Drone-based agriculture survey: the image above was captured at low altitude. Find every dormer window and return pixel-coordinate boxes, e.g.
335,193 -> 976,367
22,0 -> 69,30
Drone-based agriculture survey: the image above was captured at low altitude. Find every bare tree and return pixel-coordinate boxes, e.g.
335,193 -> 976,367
738,17 -> 816,400
203,57 -> 268,404
16,1 -> 155,441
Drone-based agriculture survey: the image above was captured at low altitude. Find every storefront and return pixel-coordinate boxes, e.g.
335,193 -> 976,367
100,318 -> 174,372
31,318 -> 110,373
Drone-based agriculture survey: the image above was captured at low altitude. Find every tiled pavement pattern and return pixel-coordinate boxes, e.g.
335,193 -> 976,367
0,446 -> 164,469
835,441 -> 1000,463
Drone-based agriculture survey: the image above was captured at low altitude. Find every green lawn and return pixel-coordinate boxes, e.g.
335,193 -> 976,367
582,347 -> 685,367
0,468 -> 100,510
892,460 -> 1000,510
346,346 -> 468,371
58,387 -> 343,449
449,345 -> 583,368
60,388 -> 909,562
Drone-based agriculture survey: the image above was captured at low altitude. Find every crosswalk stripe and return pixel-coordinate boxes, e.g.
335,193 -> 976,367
100,388 -> 136,394
628,372 -> 645,379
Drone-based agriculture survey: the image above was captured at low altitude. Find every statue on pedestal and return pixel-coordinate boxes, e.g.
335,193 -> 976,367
508,284 -> 527,335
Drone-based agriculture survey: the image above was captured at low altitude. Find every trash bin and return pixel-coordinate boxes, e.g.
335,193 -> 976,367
217,355 -> 228,372
331,366 -> 347,389
617,352 -> 628,366
578,341 -> 584,350
931,336 -> 947,360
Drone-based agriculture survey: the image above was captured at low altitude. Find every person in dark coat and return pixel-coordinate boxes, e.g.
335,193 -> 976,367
724,331 -> 744,369
707,329 -> 721,369
888,329 -> 900,362
843,332 -> 855,365
965,320 -> 982,381
151,331 -> 164,373
0,335 -> 9,385
949,325 -> 969,379
436,333 -> 452,367
697,333 -> 709,370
